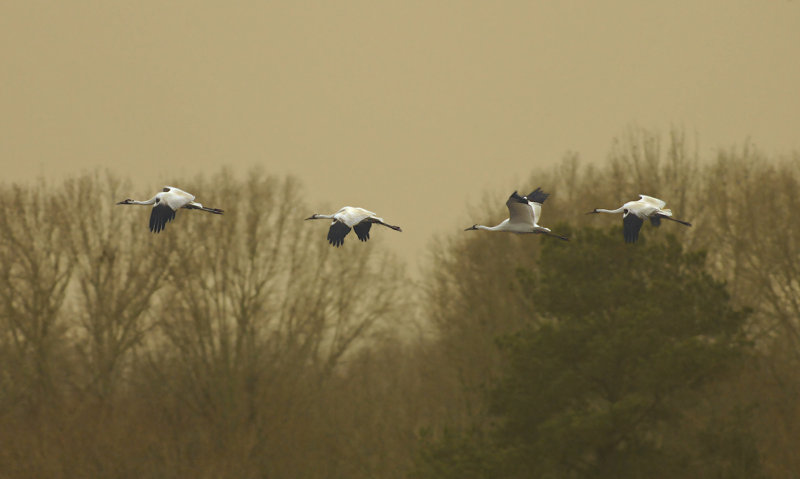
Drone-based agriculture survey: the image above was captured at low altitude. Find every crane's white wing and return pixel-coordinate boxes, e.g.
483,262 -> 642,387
530,202 -> 542,225
164,186 -> 195,200
335,207 -> 375,228
638,195 -> 666,210
506,191 -> 535,226
525,188 -> 550,225
160,189 -> 195,211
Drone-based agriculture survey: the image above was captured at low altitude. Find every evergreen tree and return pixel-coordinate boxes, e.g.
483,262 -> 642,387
415,227 -> 763,478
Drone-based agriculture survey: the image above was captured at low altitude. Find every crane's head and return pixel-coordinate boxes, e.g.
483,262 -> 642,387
464,224 -> 479,231
586,209 -> 599,215
117,199 -> 134,205
305,214 -> 319,220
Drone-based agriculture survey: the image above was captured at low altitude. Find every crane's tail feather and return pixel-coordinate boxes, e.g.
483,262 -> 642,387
185,203 -> 224,214
377,222 -> 402,232
545,231 -> 569,241
662,216 -> 691,227
200,206 -> 224,214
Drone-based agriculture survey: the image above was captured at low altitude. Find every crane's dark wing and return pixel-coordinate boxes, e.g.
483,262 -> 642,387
525,187 -> 550,205
507,191 -> 528,204
327,221 -> 351,247
623,213 -> 644,243
353,222 -> 372,242
149,203 -> 176,233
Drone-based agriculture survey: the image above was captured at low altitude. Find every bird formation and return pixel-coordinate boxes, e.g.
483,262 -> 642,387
117,186 -> 691,245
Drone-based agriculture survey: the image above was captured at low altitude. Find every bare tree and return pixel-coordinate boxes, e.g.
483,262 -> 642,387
59,173 -> 172,403
142,170 -> 408,477
0,182 -> 73,414
696,148 -> 800,346
693,148 -> 800,476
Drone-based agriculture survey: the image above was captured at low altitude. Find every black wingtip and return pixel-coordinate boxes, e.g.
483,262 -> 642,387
623,214 -> 643,243
525,187 -> 550,204
327,221 -> 351,247
509,191 -> 528,204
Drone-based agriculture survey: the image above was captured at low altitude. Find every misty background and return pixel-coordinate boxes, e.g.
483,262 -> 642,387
2,1 -> 800,478
2,1 -> 799,271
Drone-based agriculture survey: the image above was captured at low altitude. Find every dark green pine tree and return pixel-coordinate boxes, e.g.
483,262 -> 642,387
414,227 -> 763,479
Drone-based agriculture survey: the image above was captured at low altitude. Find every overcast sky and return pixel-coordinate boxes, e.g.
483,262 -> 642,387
2,1 -> 798,270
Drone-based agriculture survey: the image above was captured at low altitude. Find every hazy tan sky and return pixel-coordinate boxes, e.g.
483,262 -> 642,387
2,1 -> 798,270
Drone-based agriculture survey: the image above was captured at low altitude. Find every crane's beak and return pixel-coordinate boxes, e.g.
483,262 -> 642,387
304,215 -> 316,220
585,210 -> 598,215
464,225 -> 477,231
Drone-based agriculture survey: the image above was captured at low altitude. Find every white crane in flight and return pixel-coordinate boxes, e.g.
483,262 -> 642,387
465,189 -> 568,241
305,206 -> 402,247
117,186 -> 223,233
587,194 -> 691,243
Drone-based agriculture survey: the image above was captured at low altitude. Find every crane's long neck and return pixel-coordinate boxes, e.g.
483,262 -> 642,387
467,224 -> 502,231
593,207 -> 625,215
306,213 -> 335,220
119,197 -> 157,206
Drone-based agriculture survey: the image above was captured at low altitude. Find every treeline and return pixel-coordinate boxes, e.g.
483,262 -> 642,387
0,171 -> 421,478
418,129 -> 800,478
0,129 -> 798,477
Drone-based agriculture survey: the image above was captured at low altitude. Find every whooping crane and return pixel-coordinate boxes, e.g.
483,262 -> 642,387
587,194 -> 691,243
117,186 -> 223,233
305,206 -> 402,247
465,189 -> 568,241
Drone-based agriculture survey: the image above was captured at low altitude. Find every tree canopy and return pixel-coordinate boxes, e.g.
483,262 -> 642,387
415,227 -> 762,479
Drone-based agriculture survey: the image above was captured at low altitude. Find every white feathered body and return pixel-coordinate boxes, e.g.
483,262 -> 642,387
624,195 -> 672,219
333,206 -> 384,227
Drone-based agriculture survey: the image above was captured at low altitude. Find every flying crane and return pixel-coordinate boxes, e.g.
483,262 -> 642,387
465,189 -> 568,241
117,186 -> 223,233
305,206 -> 402,247
587,194 -> 691,243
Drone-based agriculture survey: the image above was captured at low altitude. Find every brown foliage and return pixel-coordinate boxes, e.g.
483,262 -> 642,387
0,171 -> 431,478
1,131 -> 799,477
423,128 -> 800,476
